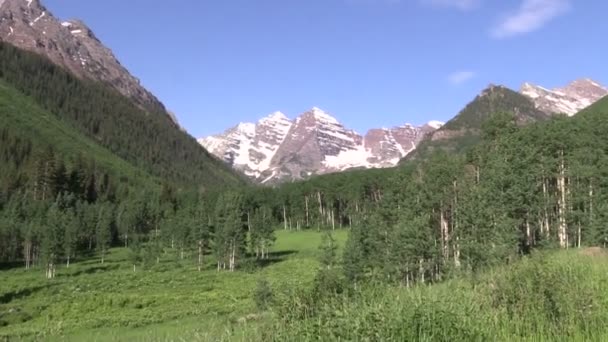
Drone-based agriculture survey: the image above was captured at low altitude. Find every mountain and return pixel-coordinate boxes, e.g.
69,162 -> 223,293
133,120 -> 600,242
405,85 -> 550,161
199,111 -> 294,180
200,107 -> 442,183
0,25 -> 243,189
520,79 -> 608,116
0,0 -> 175,123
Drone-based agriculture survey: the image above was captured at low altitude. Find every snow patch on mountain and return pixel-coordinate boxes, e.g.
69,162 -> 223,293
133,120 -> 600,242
200,108 -> 441,183
521,79 -> 608,116
323,145 -> 371,171
427,120 -> 445,129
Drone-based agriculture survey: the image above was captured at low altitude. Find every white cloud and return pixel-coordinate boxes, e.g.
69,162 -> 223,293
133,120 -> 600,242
421,0 -> 480,11
491,0 -> 570,38
448,71 -> 476,85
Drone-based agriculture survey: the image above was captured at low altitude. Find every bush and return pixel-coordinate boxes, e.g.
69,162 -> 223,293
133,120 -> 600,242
254,279 -> 274,311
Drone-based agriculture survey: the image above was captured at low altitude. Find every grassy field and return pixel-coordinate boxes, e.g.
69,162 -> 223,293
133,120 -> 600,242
0,230 -> 348,341
3,230 -> 608,341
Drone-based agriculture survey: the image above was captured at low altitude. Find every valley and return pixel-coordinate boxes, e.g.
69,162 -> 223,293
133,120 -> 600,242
2,0 -> 608,341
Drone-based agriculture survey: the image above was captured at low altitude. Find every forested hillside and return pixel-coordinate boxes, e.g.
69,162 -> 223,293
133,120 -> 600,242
249,96 -> 608,283
0,43 -> 243,275
0,42 -> 243,189
405,85 -> 550,161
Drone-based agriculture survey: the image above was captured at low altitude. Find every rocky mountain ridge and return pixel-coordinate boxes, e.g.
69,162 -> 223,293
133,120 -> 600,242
520,79 -> 608,116
199,107 -> 442,183
0,0 -> 177,123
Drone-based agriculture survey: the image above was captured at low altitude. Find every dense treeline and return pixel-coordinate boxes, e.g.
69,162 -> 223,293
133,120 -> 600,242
0,42 -> 243,189
251,99 -> 608,286
0,157 -> 276,277
3,100 -> 607,281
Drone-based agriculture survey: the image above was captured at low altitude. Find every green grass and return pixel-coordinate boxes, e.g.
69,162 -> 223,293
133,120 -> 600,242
268,249 -> 608,341
2,232 -> 607,341
0,229 -> 348,341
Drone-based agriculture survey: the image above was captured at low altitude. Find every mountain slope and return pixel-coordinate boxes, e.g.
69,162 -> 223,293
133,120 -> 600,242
0,79 -> 159,196
521,79 -> 608,116
200,107 -> 441,183
0,0 -> 170,119
405,85 -> 550,161
0,41 -> 244,190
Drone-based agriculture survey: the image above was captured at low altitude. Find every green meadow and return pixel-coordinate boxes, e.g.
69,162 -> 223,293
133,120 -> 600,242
0,230 -> 347,341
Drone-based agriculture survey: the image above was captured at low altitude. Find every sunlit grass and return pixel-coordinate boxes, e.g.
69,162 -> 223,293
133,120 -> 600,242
0,229 -> 347,340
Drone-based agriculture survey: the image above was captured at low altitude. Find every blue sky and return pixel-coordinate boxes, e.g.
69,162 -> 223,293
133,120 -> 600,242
45,0 -> 608,137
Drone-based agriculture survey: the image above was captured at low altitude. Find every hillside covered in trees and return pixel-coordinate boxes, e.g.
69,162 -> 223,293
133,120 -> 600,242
0,42 -> 243,189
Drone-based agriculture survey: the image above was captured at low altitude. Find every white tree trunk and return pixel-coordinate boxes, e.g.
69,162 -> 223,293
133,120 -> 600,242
283,205 -> 287,230
440,208 -> 449,260
557,151 -> 568,248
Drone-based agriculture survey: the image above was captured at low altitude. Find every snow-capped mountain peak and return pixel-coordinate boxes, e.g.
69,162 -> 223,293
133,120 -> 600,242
263,111 -> 289,122
309,107 -> 340,125
521,79 -> 608,116
236,122 -> 256,135
426,120 -> 445,129
200,109 -> 442,184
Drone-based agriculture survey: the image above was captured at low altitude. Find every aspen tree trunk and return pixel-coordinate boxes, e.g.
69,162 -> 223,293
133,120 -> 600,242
318,192 -> 323,216
24,242 -> 31,270
557,150 -> 568,248
198,240 -> 203,272
454,236 -> 461,268
440,208 -> 449,260
101,249 -> 105,264
419,258 -> 425,284
229,241 -> 236,272
66,255 -> 70,268
283,205 -> 287,230
525,217 -> 532,247
305,196 -> 309,227
589,182 -> 594,221
542,177 -> 550,238
331,210 -> 335,230
577,222 -> 582,248
124,234 -> 128,248
452,181 -> 460,268
247,212 -> 251,232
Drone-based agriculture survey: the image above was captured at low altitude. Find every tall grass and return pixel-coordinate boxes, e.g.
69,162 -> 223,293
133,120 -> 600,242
266,250 -> 608,341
